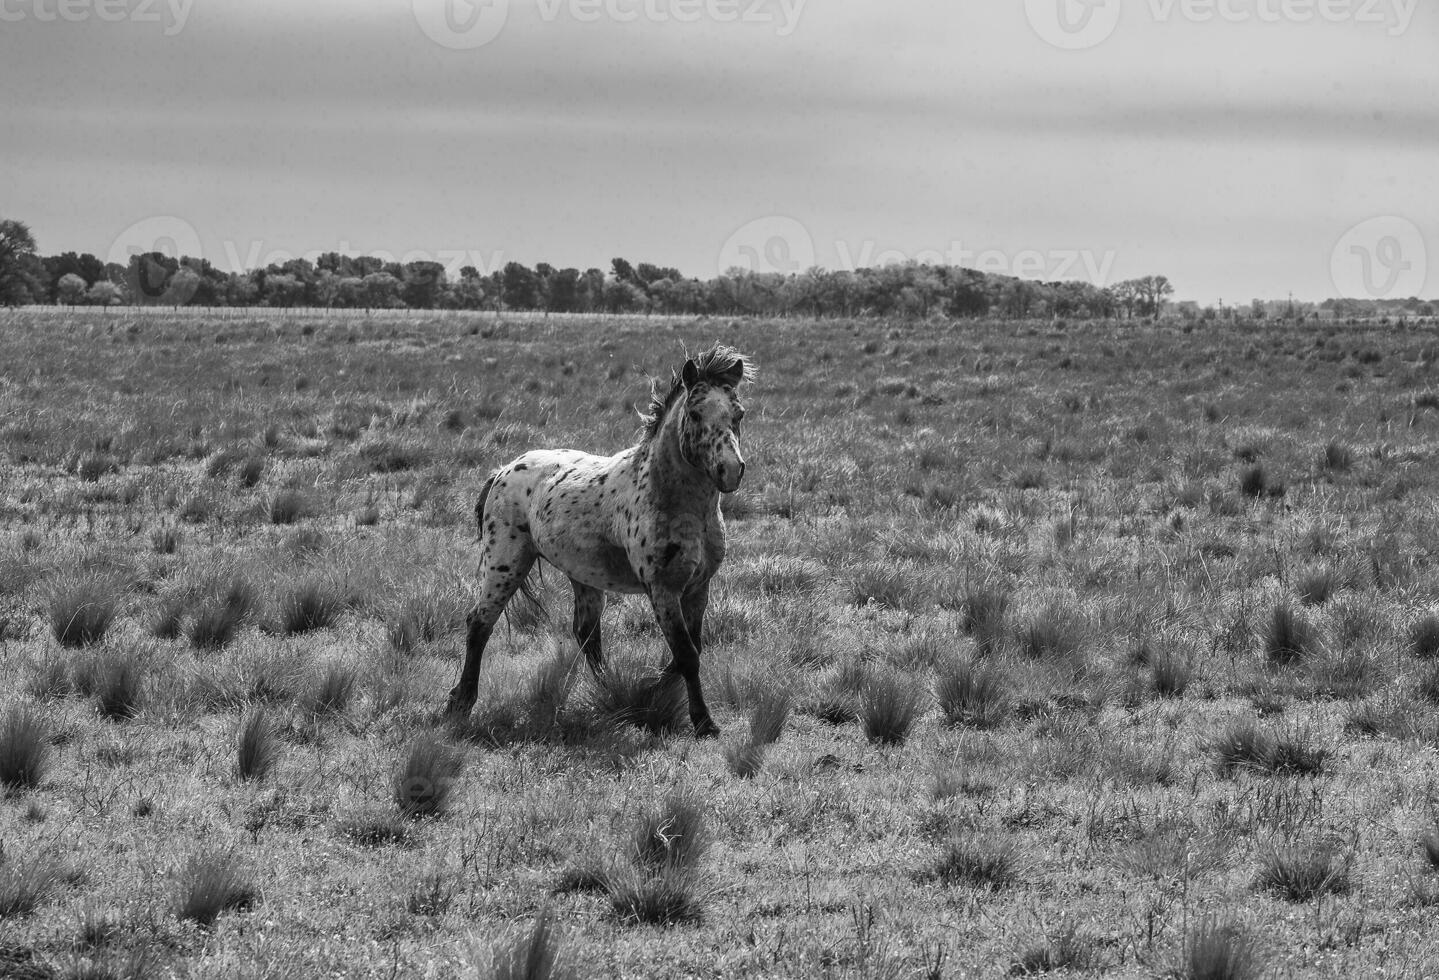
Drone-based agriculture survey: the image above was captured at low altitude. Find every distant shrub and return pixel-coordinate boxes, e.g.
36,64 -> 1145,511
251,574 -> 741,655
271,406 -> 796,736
393,738 -> 465,819
935,658 -> 1010,729
235,708 -> 280,782
48,574 -> 119,648
0,704 -> 52,790
860,673 -> 923,746
1256,845 -> 1349,902
172,849 -> 258,927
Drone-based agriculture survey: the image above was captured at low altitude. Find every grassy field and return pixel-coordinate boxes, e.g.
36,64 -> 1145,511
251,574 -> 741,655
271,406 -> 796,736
4,308 -> 1439,979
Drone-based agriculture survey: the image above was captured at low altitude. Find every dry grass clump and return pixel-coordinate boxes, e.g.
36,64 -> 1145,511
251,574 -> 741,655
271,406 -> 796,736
958,585 -> 1009,657
860,672 -> 924,745
0,704 -> 53,790
188,576 -> 258,650
1178,917 -> 1262,980
1010,923 -> 1101,976
276,578 -> 344,635
1015,602 -> 1085,666
1409,613 -> 1439,659
477,907 -> 576,980
723,689 -> 791,778
303,661 -> 357,717
1255,844 -> 1350,902
393,738 -> 466,819
927,836 -> 1019,890
608,795 -> 711,925
1211,720 -> 1326,776
935,657 -> 1010,729
0,854 -> 61,919
235,708 -> 280,782
48,574 -> 119,648
268,489 -> 311,525
587,662 -> 688,737
91,649 -> 146,721
172,849 -> 258,927
1263,601 -> 1316,665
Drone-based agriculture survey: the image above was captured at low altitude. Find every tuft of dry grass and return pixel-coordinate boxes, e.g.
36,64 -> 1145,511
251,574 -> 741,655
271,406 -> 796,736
92,650 -> 146,721
303,661 -> 357,717
479,906 -> 576,980
276,579 -> 344,635
0,704 -> 53,790
860,672 -> 924,746
172,849 -> 258,927
1263,601 -> 1316,665
1255,844 -> 1350,902
188,577 -> 258,650
235,708 -> 280,781
588,663 -> 688,736
393,738 -> 465,819
928,836 -> 1019,890
48,574 -> 119,648
0,855 -> 60,919
604,864 -> 707,926
1179,917 -> 1262,980
935,657 -> 1010,729
1410,613 -> 1439,659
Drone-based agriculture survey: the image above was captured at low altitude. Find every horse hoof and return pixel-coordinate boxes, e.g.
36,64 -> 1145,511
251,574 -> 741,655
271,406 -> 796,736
694,719 -> 721,739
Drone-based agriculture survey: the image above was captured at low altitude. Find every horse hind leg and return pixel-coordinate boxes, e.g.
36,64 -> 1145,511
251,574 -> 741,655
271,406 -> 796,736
570,579 -> 606,673
445,545 -> 538,717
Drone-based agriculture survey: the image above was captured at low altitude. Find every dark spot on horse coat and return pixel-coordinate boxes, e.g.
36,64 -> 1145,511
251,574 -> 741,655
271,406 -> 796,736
514,463 -> 528,471
663,542 -> 682,566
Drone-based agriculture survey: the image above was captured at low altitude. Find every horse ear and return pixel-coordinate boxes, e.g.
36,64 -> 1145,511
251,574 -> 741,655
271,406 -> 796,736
681,359 -> 699,387
719,358 -> 745,387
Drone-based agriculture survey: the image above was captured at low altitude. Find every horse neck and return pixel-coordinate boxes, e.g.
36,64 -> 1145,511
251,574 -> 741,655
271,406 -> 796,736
640,405 -> 716,509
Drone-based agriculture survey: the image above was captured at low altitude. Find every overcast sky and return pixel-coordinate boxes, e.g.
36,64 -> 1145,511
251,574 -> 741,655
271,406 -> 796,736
3,0 -> 1435,302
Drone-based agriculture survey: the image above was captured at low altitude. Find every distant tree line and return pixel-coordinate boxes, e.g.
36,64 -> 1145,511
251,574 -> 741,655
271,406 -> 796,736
1,218 -> 1430,321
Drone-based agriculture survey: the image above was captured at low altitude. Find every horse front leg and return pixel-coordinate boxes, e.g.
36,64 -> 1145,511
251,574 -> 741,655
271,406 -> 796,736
649,587 -> 719,738
446,550 -> 536,718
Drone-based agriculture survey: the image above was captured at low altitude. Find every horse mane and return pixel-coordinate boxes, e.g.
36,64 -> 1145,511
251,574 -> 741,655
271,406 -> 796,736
641,344 -> 752,442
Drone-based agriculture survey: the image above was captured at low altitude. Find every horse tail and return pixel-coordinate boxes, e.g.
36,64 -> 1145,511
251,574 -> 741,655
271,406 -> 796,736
473,472 -> 497,541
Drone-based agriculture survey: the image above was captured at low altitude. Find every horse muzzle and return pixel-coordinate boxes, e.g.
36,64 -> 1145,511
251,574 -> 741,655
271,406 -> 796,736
718,460 -> 745,494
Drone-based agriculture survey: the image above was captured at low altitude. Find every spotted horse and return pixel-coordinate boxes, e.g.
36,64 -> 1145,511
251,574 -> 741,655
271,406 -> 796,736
445,344 -> 751,737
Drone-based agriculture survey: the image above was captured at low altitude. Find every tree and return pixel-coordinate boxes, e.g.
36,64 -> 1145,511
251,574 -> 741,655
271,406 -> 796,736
0,219 -> 39,305
264,273 -> 304,308
361,272 -> 402,310
56,273 -> 87,306
86,280 -> 122,307
1136,275 -> 1174,317
403,261 -> 447,309
501,262 -> 538,310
